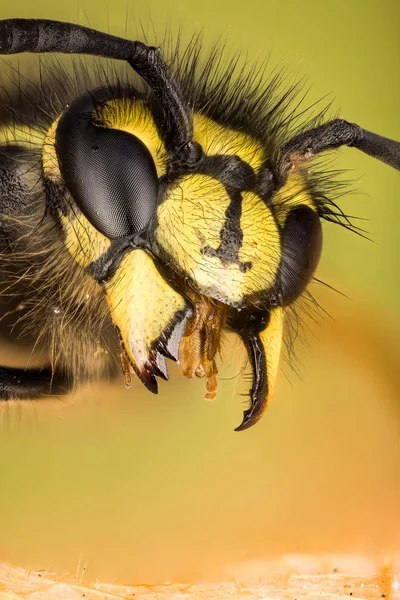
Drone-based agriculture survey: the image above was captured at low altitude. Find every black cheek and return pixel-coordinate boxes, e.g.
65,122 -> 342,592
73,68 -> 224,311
56,112 -> 158,239
279,206 -> 323,305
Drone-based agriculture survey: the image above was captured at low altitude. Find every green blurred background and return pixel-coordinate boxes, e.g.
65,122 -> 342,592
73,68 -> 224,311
0,0 -> 399,585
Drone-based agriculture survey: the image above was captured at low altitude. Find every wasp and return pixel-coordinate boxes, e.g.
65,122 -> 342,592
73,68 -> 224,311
0,19 -> 398,431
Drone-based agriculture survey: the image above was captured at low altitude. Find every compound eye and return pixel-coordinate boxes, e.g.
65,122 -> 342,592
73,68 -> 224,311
56,107 -> 158,239
279,206 -> 322,305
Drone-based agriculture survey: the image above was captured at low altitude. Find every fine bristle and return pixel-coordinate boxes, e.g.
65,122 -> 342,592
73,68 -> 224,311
0,201 -> 117,383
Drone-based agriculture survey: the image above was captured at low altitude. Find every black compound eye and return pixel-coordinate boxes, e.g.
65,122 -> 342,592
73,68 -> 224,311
55,97 -> 158,239
278,205 -> 323,305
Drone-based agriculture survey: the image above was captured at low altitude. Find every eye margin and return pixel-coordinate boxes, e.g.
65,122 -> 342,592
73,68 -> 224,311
54,90 -> 159,241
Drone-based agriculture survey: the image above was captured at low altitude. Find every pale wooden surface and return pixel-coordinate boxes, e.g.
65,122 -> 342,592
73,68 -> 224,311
0,556 -> 399,599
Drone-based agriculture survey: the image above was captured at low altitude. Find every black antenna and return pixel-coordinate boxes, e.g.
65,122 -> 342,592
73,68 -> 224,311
0,18 -> 198,164
280,118 -> 400,175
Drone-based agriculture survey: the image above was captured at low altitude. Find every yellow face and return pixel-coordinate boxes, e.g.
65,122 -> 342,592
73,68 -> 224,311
46,95 -> 320,431
154,176 -> 281,308
153,114 -> 316,311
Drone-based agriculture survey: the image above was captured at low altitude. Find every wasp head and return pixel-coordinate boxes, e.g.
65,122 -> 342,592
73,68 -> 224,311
45,91 -> 322,431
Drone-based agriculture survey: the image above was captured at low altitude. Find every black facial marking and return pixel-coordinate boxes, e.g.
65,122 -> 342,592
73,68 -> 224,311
201,186 -> 252,272
199,154 -> 256,190
194,155 -> 257,271
86,237 -> 134,282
